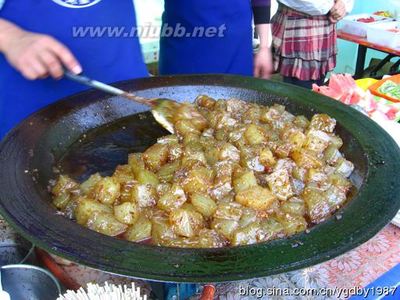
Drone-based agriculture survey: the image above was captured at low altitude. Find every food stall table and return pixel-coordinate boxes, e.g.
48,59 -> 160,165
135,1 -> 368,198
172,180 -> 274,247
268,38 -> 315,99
337,31 -> 400,79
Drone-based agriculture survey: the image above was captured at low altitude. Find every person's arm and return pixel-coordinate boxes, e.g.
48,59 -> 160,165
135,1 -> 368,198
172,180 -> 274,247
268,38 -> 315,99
252,0 -> 272,79
0,18 -> 81,80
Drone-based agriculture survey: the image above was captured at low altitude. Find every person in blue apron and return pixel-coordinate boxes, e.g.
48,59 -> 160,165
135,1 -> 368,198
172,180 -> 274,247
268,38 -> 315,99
159,0 -> 272,79
0,0 -> 148,138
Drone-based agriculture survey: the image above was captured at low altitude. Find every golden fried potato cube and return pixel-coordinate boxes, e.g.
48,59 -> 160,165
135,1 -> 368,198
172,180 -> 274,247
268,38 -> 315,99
204,145 -> 220,166
75,198 -> 113,225
324,185 -> 347,209
52,193 -> 71,210
231,222 -> 263,246
175,119 -> 201,136
190,193 -> 217,217
157,160 -> 181,183
168,142 -> 183,161
181,141 -> 207,166
244,124 -> 267,145
228,127 -> 245,144
288,131 -> 306,150
211,162 -> 234,199
239,147 -> 265,171
128,153 -> 145,175
324,145 -> 343,165
114,202 -> 139,225
151,217 -> 177,245
293,115 -> 310,129
112,165 -> 135,184
87,212 -> 127,237
289,180 -> 305,198
280,111 -> 295,124
292,166 -> 307,181
238,207 -> 258,228
183,132 -> 200,144
174,103 -> 208,132
273,158 -> 296,173
303,189 -> 331,224
183,139 -> 203,152
219,143 -> 240,162
259,218 -> 285,241
208,111 -> 224,129
62,198 -> 79,220
304,130 -> 331,153
190,115 -> 208,133
196,95 -> 217,109
211,218 -> 239,240
124,214 -> 152,242
157,134 -> 179,145
328,173 -> 352,193
235,186 -> 276,211
273,142 -> 292,159
259,148 -> 276,169
119,180 -> 137,203
80,173 -> 102,196
180,160 -> 207,174
291,149 -> 323,169
305,168 -> 328,184
210,181 -> 233,201
93,177 -> 120,205
266,169 -> 294,201
242,106 -> 261,123
275,213 -> 307,236
156,183 -> 172,198
182,166 -> 213,194
196,229 -> 228,248
52,175 -> 79,197
225,98 -> 248,115
335,158 -> 354,178
281,197 -> 306,216
310,114 -> 336,133
214,128 -> 229,141
214,202 -> 243,221
217,160 -> 237,177
260,106 -> 279,124
181,202 -> 197,212
329,135 -> 343,149
130,184 -> 157,208
233,170 -> 258,193
143,143 -> 169,172
157,184 -> 187,212
169,208 -> 204,238
136,169 -> 159,187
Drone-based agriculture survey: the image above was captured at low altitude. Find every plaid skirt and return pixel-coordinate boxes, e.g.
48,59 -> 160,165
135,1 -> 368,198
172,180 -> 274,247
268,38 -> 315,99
272,6 -> 337,81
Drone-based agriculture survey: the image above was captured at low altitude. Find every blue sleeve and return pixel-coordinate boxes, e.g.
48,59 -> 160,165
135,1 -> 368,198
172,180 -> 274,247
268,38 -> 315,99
252,0 -> 271,24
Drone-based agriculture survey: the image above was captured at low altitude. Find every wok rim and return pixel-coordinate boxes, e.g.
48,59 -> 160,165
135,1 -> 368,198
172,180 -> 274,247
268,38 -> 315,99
0,74 -> 399,283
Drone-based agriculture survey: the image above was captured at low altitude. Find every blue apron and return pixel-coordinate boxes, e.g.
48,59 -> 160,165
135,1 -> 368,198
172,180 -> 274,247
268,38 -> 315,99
0,0 -> 148,137
159,0 -> 253,76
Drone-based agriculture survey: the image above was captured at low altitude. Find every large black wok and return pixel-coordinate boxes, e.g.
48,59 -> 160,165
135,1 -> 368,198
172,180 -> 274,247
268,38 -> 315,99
0,75 -> 399,283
